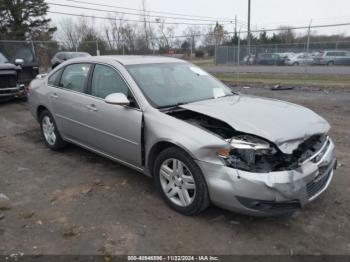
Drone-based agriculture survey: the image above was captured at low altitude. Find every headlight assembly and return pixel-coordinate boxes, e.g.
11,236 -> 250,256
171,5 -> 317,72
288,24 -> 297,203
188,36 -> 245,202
218,135 -> 278,172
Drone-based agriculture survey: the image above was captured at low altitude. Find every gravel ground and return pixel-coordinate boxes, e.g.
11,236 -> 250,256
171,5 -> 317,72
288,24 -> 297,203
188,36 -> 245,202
0,86 -> 349,256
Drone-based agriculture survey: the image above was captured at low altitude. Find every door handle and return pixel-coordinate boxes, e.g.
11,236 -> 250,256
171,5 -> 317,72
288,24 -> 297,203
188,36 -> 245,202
86,104 -> 98,112
51,93 -> 58,99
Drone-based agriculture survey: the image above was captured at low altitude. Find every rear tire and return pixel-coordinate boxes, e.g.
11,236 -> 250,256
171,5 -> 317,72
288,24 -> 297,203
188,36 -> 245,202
39,110 -> 67,150
293,62 -> 299,66
327,61 -> 334,66
153,147 -> 210,215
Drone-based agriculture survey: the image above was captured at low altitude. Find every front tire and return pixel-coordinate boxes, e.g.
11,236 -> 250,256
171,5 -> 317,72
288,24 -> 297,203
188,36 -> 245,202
327,61 -> 334,66
39,110 -> 67,150
153,147 -> 210,215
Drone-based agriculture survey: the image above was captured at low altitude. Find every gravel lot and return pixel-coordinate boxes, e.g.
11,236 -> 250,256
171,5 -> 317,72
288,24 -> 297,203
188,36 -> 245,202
0,86 -> 350,256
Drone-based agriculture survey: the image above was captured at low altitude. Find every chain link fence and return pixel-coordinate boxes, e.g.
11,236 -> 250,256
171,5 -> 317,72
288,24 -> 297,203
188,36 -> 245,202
215,41 -> 350,65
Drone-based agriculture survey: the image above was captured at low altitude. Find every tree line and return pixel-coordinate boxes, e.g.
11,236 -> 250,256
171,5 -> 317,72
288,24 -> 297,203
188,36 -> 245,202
1,0 -> 350,59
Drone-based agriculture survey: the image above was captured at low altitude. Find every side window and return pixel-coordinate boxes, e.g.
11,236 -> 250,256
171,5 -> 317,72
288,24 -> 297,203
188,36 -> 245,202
48,69 -> 62,86
91,64 -> 129,99
59,64 -> 91,93
56,53 -> 64,60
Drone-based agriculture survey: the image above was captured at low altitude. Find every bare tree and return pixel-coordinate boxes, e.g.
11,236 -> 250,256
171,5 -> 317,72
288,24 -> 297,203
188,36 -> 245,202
183,26 -> 202,49
202,25 -> 216,47
58,16 -> 98,51
156,19 -> 176,49
121,23 -> 137,52
58,18 -> 81,50
104,13 -> 125,50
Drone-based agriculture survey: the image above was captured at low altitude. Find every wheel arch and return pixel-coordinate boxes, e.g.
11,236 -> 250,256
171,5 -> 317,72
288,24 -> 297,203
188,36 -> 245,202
36,105 -> 48,120
147,140 -> 196,176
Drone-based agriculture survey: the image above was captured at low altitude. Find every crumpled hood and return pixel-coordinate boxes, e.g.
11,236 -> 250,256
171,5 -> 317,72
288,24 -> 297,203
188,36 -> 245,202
180,95 -> 330,154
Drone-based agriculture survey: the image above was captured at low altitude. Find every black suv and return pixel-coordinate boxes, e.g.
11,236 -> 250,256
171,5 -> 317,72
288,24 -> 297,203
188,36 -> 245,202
0,52 -> 26,101
13,47 -> 39,84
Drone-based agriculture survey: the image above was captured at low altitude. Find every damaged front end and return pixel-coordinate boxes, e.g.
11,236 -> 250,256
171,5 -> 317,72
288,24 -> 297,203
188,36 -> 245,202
168,107 -> 336,215
167,108 -> 329,174
222,134 -> 329,173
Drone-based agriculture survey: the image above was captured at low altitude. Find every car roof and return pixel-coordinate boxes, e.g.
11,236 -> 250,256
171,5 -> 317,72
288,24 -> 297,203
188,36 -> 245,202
66,55 -> 186,65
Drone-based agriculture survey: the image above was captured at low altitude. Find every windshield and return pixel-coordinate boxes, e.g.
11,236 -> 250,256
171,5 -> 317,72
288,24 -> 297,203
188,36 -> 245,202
127,63 -> 233,108
0,53 -> 9,63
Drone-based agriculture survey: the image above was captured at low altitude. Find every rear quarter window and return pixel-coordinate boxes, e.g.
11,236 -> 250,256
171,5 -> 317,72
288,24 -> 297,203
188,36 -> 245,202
48,69 -> 62,86
59,63 -> 91,93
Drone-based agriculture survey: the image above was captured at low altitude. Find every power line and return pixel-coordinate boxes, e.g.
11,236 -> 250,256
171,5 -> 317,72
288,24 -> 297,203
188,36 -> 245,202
47,11 -> 233,26
4,19 -> 348,43
245,22 -> 350,34
151,21 -> 350,39
47,2 -> 234,23
62,0 -> 236,22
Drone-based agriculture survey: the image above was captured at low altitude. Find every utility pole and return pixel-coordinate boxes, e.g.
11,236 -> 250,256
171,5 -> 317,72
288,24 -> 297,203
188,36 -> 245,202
234,15 -> 237,37
306,19 -> 312,53
237,29 -> 241,65
190,35 -> 194,60
96,40 -> 100,56
247,0 -> 251,55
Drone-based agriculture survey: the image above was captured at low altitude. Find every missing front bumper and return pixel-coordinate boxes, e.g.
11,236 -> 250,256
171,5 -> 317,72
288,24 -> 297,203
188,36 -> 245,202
196,138 -> 336,216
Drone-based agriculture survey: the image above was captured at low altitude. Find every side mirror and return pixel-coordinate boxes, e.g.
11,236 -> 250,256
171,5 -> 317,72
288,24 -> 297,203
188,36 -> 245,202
105,93 -> 130,106
15,58 -> 24,66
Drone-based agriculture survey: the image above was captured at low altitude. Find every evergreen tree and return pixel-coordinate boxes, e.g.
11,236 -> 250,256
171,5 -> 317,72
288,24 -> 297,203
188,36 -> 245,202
258,31 -> 269,44
0,0 -> 56,40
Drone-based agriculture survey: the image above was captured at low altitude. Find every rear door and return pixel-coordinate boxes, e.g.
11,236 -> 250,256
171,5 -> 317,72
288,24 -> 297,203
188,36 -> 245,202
337,52 -> 350,65
79,63 -> 143,167
50,63 -> 94,145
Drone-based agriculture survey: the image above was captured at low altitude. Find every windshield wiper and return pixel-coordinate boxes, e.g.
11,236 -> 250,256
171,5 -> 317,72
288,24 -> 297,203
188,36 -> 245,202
158,102 -> 187,110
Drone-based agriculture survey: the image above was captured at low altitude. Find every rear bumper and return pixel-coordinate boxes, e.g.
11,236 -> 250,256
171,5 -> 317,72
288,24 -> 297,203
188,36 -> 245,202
197,138 -> 336,216
0,84 -> 26,99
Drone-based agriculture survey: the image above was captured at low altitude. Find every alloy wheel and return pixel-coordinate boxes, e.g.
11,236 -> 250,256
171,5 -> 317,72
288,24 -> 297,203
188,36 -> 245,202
159,158 -> 196,207
42,116 -> 56,146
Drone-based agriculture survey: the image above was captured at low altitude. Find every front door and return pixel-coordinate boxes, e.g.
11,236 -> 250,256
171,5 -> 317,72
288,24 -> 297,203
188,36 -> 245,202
80,64 -> 143,167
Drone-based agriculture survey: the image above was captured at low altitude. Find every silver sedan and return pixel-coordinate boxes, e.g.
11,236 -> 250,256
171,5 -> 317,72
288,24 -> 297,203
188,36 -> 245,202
28,56 -> 336,216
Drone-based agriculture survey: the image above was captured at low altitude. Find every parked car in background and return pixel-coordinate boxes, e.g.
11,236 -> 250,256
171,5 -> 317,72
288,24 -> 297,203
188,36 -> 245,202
313,50 -> 350,66
243,54 -> 256,65
0,52 -> 26,101
51,52 -> 91,69
257,53 -> 286,65
28,56 -> 336,216
285,53 -> 314,66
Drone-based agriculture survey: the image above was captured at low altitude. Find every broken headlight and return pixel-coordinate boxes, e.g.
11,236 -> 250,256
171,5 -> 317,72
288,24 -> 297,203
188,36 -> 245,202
218,135 -> 277,172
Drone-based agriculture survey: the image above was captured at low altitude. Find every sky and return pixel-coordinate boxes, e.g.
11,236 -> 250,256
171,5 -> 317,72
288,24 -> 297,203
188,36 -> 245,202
48,0 -> 350,37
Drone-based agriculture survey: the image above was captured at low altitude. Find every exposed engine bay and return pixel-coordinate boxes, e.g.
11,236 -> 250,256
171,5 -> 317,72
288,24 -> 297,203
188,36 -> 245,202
168,109 -> 328,173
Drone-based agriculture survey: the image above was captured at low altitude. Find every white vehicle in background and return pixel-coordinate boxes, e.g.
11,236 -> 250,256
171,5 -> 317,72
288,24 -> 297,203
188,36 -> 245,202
285,53 -> 314,66
243,54 -> 256,65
